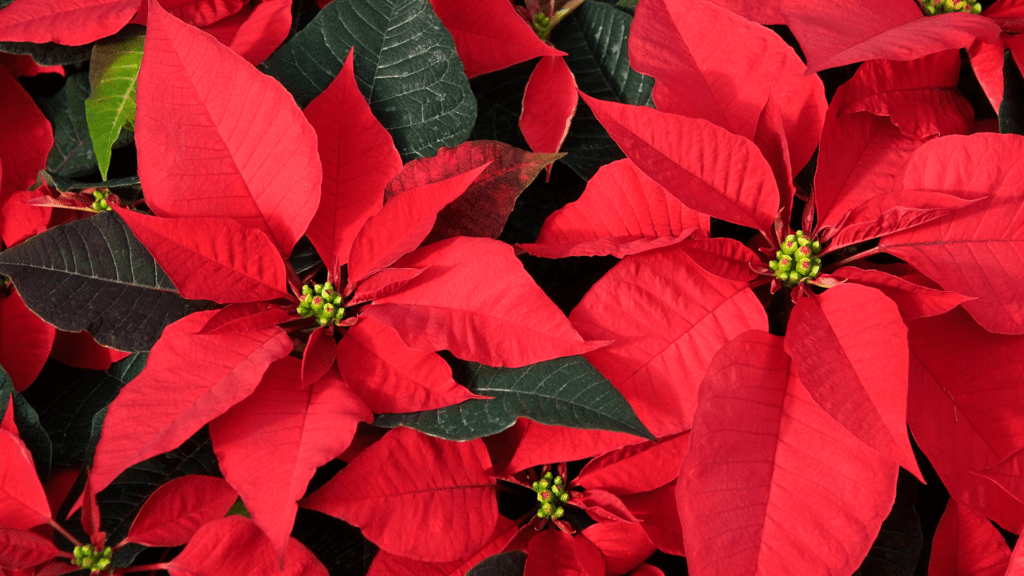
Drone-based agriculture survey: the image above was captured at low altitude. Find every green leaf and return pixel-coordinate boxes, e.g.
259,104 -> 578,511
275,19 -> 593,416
1000,48 -> 1024,136
23,353 -> 148,467
261,0 -> 476,162
551,1 -> 653,178
466,551 -> 527,576
0,365 -> 51,481
0,212 -> 214,352
373,356 -> 654,442
292,509 -> 375,575
86,27 -> 144,181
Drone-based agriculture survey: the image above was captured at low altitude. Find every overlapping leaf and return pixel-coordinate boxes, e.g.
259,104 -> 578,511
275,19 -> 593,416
85,27 -> 143,181
0,401 -> 50,531
0,290 -> 54,392
0,0 -> 136,45
927,499 -> 1010,575
0,66 -> 52,196
520,55 -> 577,173
125,474 -> 238,547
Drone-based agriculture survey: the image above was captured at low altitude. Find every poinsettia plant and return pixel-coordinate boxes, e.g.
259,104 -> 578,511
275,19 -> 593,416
4,0 -> 1024,574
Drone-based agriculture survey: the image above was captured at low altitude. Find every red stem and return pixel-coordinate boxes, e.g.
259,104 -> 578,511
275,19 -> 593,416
47,519 -> 82,548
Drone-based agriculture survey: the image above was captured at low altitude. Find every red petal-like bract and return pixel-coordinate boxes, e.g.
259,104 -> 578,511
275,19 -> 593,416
198,302 -> 294,335
303,49 -> 401,274
622,482 -> 685,557
583,522 -> 655,575
2,190 -> 52,248
366,517 -> 520,576
581,93 -> 779,233
0,67 -> 51,197
0,0 -> 136,45
384,140 -> 559,243
336,317 -> 482,413
570,248 -> 767,437
520,55 -> 577,176
302,427 -> 497,562
113,208 -> 291,304
0,402 -> 50,531
753,91 -> 796,227
347,164 -> 488,285
210,358 -> 370,560
158,0 -> 244,27
49,330 -> 130,372
519,159 -> 707,259
680,330 -> 898,576
928,499 -> 1010,576
300,326 -> 336,389
126,475 -> 238,547
675,238 -> 761,283
80,476 -> 104,549
0,528 -> 64,571
785,284 -> 921,479
882,133 -> 1024,335
164,516 -> 327,576
575,432 -> 689,496
90,310 -> 293,496
907,308 -> 1024,532
524,530 -> 606,576
0,290 -> 55,392
365,237 -> 601,368
429,0 -> 563,78
829,267 -> 972,320
200,0 -> 292,65
782,0 -> 1000,74
969,38 -> 1005,112
136,0 -> 321,257
631,0 -> 825,174
979,448 -> 1024,507
503,421 -> 644,474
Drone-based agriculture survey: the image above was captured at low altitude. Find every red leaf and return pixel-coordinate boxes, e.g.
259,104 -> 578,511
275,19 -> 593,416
429,0 -> 564,78
348,267 -> 426,305
784,284 -> 921,479
829,267 -> 972,320
575,432 -> 689,496
210,358 -> 371,560
781,0 -> 999,74
300,327 -> 336,390
366,517 -> 520,576
518,159 -> 707,259
158,0 -> 244,27
881,133 -> 1024,334
0,423 -> 50,530
580,93 -> 779,233
630,0 -> 825,174
503,421 -> 644,475
365,237 -> 602,368
675,238 -> 760,283
197,302 -> 294,335
753,91 -> 796,227
520,55 -> 577,177
570,248 -> 767,437
89,310 -> 293,496
0,0 -> 136,45
621,482 -> 685,557
0,67 -> 51,196
680,330 -> 898,576
303,49 -> 401,272
336,317 -> 483,413
126,475 -> 238,547
136,0 -> 321,256
2,191 -> 52,247
49,331 -> 130,372
164,516 -> 322,576
0,528 -> 64,571
113,208 -> 291,304
524,530 -> 606,576
347,164 -> 488,285
80,476 -> 104,549
581,522 -> 655,576
840,50 -> 973,139
907,308 -> 1024,532
384,140 -> 560,243
968,38 -> 1005,112
301,427 -> 497,562
629,565 -> 666,576
200,0 -> 292,65
928,499 -> 1010,576
0,290 -> 55,392
979,449 -> 1024,508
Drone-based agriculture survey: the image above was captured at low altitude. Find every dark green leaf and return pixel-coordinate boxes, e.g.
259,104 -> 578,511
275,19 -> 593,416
24,353 -> 147,466
466,551 -> 527,576
551,1 -> 653,179
0,41 -> 92,66
86,27 -> 144,181
261,0 -> 476,161
0,211 -> 214,351
374,356 -> 654,441
853,471 -> 922,576
0,365 -> 51,481
1000,49 -> 1024,136
290,236 -> 323,278
292,508 -> 376,576
469,59 -> 533,150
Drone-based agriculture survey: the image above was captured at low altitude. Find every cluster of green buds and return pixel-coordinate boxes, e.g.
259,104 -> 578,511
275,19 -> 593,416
919,0 -> 982,15
769,230 -> 823,287
72,544 -> 113,574
296,282 -> 345,326
532,471 -> 570,519
91,189 -> 113,211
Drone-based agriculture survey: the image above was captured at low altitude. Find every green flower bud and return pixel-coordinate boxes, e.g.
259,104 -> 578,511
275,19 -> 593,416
554,506 -> 565,518
553,476 -> 563,486
539,479 -> 550,490
560,492 -> 570,503
333,295 -> 343,306
302,285 -> 312,295
314,284 -> 323,293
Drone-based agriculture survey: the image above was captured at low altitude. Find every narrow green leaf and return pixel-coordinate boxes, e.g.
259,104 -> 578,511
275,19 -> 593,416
0,212 -> 213,352
0,365 -> 51,481
86,27 -> 144,181
262,0 -> 477,161
374,356 -> 654,442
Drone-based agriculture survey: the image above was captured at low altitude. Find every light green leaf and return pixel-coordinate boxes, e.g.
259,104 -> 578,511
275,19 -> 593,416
86,27 -> 144,181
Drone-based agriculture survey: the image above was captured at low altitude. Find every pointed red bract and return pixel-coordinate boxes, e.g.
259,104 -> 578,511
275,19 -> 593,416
114,208 -> 291,304
302,427 -> 497,562
969,38 -> 1005,112
366,517 -> 520,576
48,330 -> 129,372
2,191 -> 52,248
519,159 -> 706,259
158,0 -> 244,27
429,0 -> 564,78
90,310 -> 293,496
198,302 -> 293,335
0,290 -> 55,392
365,237 -> 602,367
621,482 -> 685,557
575,432 -> 689,496
829,267 -> 972,320
347,164 -> 488,285
0,405 -> 50,531
0,528 -> 64,571
583,522 -> 655,575
675,238 -> 760,283
136,0 -> 321,256
570,248 -> 767,437
0,67 -> 51,197
631,0 -> 825,173
300,327 -> 336,389
0,0 -> 136,45
80,476 -> 104,549
210,358 -> 371,560
581,93 -> 779,233
126,475 -> 238,547
524,530 -> 606,576
200,0 -> 292,65
303,49 -> 402,273
753,91 -> 796,226
336,317 -> 483,414
680,330 -> 898,576
520,55 -> 577,177
928,499 -> 1010,576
